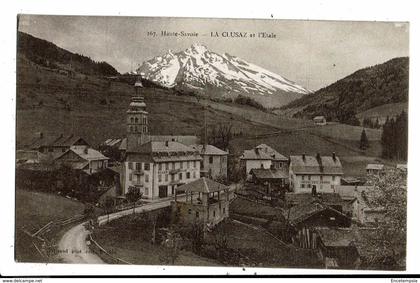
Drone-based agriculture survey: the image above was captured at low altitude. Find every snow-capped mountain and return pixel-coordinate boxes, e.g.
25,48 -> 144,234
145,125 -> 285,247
137,43 -> 311,107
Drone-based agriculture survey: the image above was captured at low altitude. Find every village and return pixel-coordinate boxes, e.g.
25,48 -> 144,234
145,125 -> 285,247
14,77 -> 408,269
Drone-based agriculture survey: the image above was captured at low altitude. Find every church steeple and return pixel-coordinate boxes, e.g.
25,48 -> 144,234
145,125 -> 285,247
127,78 -> 149,151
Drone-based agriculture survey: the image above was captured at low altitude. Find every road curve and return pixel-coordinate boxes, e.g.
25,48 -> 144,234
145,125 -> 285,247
58,221 -> 104,264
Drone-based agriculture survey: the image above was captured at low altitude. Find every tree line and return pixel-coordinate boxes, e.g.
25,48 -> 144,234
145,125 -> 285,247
381,111 -> 408,160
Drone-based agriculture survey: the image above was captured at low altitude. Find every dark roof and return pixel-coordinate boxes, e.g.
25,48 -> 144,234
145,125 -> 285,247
240,144 -> 288,161
255,144 -> 288,161
29,134 -> 89,149
317,227 -> 390,258
285,192 -> 343,205
285,202 -> 349,226
251,168 -> 288,179
119,135 -> 199,150
189,144 -> 228,156
177,177 -> 228,193
126,141 -> 202,162
290,155 -> 343,175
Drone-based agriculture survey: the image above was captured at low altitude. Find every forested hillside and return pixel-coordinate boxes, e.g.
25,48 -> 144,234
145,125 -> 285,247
281,57 -> 409,126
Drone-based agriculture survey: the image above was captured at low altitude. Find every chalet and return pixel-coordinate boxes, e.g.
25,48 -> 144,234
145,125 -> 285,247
335,185 -> 385,225
189,144 -> 228,180
313,116 -> 327,126
250,168 -> 288,193
315,227 -> 361,269
173,177 -> 231,227
315,227 -> 397,269
366,163 -> 384,175
240,144 -> 288,180
28,133 -> 90,156
285,202 -> 352,230
289,153 -> 343,193
284,202 -> 352,249
285,192 -> 344,212
122,79 -> 201,199
54,146 -> 109,174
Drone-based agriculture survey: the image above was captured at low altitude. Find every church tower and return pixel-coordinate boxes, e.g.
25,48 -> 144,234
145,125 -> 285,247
126,78 -> 149,151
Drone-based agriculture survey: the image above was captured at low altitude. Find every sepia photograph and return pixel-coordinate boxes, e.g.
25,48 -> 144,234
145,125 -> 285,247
13,14 -> 409,272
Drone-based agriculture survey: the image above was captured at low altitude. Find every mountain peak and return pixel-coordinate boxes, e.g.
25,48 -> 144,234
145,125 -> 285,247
187,43 -> 208,54
137,45 -> 310,108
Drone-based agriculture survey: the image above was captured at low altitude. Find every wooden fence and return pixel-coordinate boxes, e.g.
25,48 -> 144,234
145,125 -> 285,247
87,234 -> 132,265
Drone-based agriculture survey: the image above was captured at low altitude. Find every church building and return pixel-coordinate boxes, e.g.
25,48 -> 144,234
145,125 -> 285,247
122,79 -> 202,199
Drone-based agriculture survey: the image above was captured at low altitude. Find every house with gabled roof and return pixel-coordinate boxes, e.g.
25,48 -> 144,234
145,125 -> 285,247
240,144 -> 288,180
29,133 -> 90,157
54,146 -> 109,174
189,144 -> 228,180
289,153 -> 343,193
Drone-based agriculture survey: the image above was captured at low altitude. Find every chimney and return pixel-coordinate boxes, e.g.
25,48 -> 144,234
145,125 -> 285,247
332,152 -> 337,162
255,147 -> 259,154
302,153 -> 306,161
165,140 -> 169,147
37,132 -> 43,139
316,153 -> 321,161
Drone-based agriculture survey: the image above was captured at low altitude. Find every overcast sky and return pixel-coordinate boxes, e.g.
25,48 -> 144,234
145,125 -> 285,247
18,15 -> 409,91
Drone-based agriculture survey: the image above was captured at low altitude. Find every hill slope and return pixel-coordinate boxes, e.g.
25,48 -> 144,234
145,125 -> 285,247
137,43 -> 310,108
280,57 -> 409,124
17,31 -> 119,76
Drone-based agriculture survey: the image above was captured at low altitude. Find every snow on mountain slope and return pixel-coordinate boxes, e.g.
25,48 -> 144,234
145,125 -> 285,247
137,43 -> 311,107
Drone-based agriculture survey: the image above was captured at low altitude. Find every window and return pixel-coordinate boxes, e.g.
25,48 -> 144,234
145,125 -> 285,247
128,162 -> 133,170
308,175 -> 311,181
186,172 -> 191,179
332,176 -> 336,182
213,210 -> 216,218
134,117 -> 138,123
144,163 -> 150,170
165,163 -> 169,170
171,186 -> 174,195
188,209 -> 192,214
223,208 -> 226,215
48,148 -> 53,152
158,174 -> 162,182
193,161 -> 196,168
180,162 -> 183,169
179,173 -> 183,180
200,161 -> 204,169
209,156 -> 213,164
159,163 -> 162,171
301,184 -> 305,188
171,174 -> 175,181
195,211 -> 199,218
130,117 -> 134,123
165,174 -> 168,182
187,161 -> 190,169
135,162 -> 141,170
129,173 -> 132,181
145,175 -> 149,183
144,188 -> 148,195
193,171 -> 196,179
62,148 -> 66,152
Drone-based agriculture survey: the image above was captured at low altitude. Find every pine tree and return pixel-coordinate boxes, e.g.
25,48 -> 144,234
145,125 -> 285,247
360,128 -> 369,150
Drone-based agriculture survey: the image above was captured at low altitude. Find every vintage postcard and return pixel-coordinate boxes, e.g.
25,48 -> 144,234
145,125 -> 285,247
15,15 -> 408,271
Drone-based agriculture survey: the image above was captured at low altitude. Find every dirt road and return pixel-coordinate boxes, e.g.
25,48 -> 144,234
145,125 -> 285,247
58,221 -> 104,264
